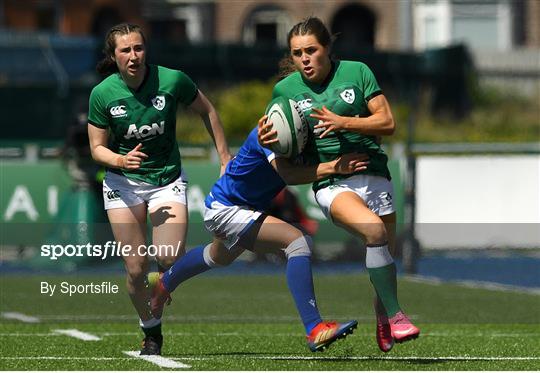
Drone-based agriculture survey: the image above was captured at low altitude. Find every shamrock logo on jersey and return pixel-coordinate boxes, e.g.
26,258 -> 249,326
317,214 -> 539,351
151,95 -> 166,111
340,89 -> 355,104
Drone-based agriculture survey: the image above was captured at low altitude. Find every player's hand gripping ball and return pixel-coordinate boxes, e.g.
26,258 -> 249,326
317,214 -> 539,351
264,96 -> 308,158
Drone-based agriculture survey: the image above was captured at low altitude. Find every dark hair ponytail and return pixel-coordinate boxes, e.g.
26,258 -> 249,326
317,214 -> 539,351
96,23 -> 146,77
278,17 -> 335,78
278,54 -> 296,79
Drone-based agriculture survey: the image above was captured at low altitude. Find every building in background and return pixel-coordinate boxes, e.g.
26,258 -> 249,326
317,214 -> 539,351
2,0 -> 539,48
1,0 -> 538,93
412,0 -> 540,95
0,0 -> 402,49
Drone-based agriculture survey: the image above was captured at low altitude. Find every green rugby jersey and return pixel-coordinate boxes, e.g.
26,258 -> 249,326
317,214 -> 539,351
273,60 -> 391,191
88,64 -> 198,186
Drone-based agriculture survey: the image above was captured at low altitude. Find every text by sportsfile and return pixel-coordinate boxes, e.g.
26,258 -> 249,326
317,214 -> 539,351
40,240 -> 182,261
40,281 -> 119,296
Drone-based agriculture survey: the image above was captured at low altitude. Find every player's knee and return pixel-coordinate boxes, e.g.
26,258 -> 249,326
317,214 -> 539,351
125,263 -> 146,284
364,223 -> 387,246
283,235 -> 313,259
212,255 -> 234,266
207,252 -> 236,267
203,243 -> 228,267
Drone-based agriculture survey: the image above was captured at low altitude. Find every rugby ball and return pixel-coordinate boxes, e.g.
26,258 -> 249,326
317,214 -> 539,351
264,96 -> 308,158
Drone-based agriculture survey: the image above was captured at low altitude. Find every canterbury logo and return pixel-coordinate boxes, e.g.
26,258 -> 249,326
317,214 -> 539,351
297,98 -> 312,112
105,190 -> 121,200
313,327 -> 337,344
110,105 -> 127,117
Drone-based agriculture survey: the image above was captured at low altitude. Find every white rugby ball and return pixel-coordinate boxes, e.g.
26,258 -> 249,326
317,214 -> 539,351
264,96 -> 308,158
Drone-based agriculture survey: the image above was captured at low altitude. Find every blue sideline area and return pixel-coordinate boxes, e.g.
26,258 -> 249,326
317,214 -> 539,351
1,250 -> 539,290
414,251 -> 540,289
200,251 -> 540,289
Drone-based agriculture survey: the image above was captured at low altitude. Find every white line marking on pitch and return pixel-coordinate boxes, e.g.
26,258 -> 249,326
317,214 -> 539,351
1,312 -> 40,323
2,331 -> 539,338
124,351 -> 191,369
52,329 -> 101,341
173,355 -> 539,362
1,355 -> 538,363
30,314 -> 373,322
0,333 -> 57,337
0,357 -> 127,360
249,356 -> 540,361
406,275 -> 540,295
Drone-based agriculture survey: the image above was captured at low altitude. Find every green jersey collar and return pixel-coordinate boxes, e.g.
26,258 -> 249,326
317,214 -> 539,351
301,60 -> 339,93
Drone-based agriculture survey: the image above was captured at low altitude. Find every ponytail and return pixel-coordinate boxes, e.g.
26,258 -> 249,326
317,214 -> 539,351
278,54 -> 296,79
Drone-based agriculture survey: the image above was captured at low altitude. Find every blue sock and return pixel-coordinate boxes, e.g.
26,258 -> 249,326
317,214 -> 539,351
286,255 -> 322,334
161,245 -> 211,293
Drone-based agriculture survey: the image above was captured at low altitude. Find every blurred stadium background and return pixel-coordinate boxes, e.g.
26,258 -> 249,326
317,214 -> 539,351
1,1 -> 539,370
1,0 -> 539,306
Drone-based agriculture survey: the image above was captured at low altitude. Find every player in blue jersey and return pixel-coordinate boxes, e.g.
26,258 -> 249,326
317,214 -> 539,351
148,115 -> 369,352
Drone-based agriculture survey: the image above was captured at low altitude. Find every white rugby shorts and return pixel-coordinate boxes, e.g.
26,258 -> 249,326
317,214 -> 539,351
315,174 -> 394,220
203,198 -> 262,250
102,170 -> 188,210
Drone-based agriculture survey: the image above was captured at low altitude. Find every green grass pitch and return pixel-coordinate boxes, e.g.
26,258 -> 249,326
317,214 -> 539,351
1,272 -> 539,370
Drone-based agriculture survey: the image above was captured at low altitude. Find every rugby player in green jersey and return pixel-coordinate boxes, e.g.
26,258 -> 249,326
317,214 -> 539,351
87,23 -> 231,355
261,17 -> 420,352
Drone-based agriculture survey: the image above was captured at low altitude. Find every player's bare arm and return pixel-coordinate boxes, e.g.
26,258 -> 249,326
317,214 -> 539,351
88,124 -> 147,170
189,89 -> 232,174
311,95 -> 395,138
272,153 -> 369,185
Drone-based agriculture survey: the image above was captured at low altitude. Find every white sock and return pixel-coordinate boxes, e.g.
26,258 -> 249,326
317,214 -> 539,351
365,243 -> 394,268
202,243 -> 221,267
139,317 -> 161,329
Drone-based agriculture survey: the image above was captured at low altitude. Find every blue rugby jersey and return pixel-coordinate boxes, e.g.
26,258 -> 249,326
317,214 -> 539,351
205,127 -> 286,211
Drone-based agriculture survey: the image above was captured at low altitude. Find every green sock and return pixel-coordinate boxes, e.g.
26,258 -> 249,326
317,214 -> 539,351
368,263 -> 401,317
142,323 -> 162,337
374,295 -> 387,316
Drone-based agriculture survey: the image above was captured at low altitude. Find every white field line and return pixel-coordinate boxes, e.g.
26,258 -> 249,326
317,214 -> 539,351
423,332 -> 540,337
124,351 -> 190,369
2,355 -> 538,363
23,314 -> 374,322
406,275 -> 540,295
0,333 -> 58,337
172,355 -> 540,362
1,312 -> 40,323
214,355 -> 540,361
1,331 -> 539,338
20,313 -> 381,322
52,329 -> 101,341
0,357 -> 127,360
